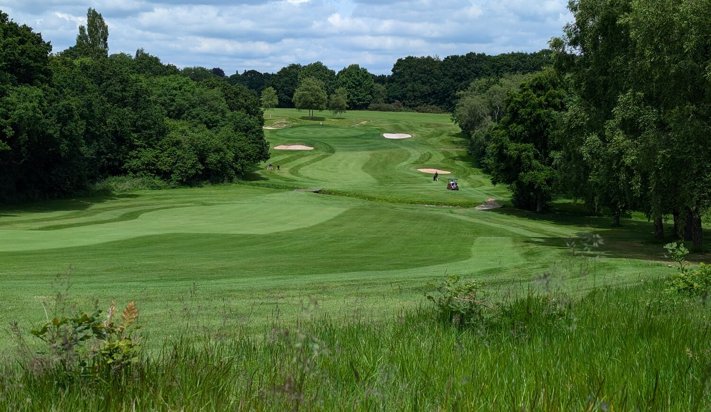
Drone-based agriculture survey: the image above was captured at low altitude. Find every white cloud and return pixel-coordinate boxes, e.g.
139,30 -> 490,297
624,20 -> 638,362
0,0 -> 572,74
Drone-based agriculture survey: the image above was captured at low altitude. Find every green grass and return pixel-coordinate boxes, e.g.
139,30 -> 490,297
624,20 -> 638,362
0,109 -> 709,409
1,281 -> 709,410
0,109 -> 702,346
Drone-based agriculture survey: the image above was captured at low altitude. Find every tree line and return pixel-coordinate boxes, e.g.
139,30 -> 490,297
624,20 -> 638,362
230,52 -> 551,112
0,9 -> 269,202
453,0 -> 711,251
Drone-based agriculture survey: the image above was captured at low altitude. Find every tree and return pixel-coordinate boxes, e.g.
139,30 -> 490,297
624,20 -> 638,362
388,56 -> 445,109
328,87 -> 348,116
260,87 -> 278,118
299,62 -> 336,95
486,69 -> 568,213
134,49 -> 179,77
453,74 -> 531,166
67,8 -> 109,59
293,77 -> 327,119
555,0 -> 711,250
336,64 -> 375,109
270,64 -> 302,107
0,11 -> 52,90
230,69 -> 271,93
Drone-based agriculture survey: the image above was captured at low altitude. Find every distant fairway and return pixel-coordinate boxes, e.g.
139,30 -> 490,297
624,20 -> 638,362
0,109 -> 680,347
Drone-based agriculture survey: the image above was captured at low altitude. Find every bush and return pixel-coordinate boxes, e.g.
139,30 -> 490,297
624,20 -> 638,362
668,263 -> 711,300
29,301 -> 141,381
367,101 -> 405,112
426,276 -> 488,327
413,104 -> 446,114
93,175 -> 170,192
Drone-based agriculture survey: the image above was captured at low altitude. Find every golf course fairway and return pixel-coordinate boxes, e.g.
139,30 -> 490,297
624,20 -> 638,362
0,109 -> 684,347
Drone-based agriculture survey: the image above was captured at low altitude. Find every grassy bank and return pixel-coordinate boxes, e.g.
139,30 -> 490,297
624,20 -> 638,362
1,278 -> 709,410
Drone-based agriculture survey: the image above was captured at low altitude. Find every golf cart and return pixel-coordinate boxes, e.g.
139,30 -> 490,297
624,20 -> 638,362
446,179 -> 459,191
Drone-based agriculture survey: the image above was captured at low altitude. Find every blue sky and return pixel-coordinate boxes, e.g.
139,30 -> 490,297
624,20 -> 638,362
0,0 -> 572,75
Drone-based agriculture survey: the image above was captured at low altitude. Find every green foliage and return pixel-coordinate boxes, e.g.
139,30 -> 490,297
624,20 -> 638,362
496,292 -> 572,338
293,77 -> 327,119
74,8 -> 108,59
328,87 -> 348,116
0,11 -> 52,88
270,63 -> 302,108
486,69 -> 568,212
260,86 -> 278,111
555,0 -> 711,246
668,263 -> 711,300
2,279 -> 708,410
336,64 -> 375,109
665,241 -> 710,300
299,61 -> 336,95
29,300 -> 140,380
93,175 -> 169,192
426,276 -> 488,327
664,241 -> 690,273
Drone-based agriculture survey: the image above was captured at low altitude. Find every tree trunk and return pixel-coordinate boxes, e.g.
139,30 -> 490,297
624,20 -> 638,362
653,215 -> 664,241
612,210 -> 621,227
684,208 -> 694,241
688,207 -> 703,252
535,193 -> 544,213
673,208 -> 681,238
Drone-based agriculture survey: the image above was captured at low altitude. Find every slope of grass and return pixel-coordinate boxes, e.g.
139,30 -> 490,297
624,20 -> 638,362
0,109 -> 703,351
1,280 -> 709,410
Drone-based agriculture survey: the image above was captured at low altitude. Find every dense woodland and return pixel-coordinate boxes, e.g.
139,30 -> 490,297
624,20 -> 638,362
453,0 -> 711,251
0,9 -> 269,201
1,1 -> 710,250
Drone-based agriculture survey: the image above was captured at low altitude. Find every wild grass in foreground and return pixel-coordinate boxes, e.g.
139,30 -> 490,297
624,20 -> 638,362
1,275 -> 709,411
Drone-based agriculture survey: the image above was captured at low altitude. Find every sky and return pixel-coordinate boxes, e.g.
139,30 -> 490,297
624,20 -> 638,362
0,0 -> 572,75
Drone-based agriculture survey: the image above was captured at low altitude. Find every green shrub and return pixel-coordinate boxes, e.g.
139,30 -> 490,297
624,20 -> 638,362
668,263 -> 711,300
30,301 -> 141,381
93,175 -> 169,192
426,276 -> 488,327
664,241 -> 689,273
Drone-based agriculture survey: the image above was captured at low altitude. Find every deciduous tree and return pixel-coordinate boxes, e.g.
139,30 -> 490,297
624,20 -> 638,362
293,77 -> 327,119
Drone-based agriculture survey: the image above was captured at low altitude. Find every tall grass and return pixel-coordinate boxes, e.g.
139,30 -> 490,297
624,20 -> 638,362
2,278 -> 709,411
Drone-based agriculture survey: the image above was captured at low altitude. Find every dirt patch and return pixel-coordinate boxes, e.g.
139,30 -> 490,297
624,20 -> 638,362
383,133 -> 412,139
476,198 -> 502,210
417,168 -> 452,175
273,145 -> 314,151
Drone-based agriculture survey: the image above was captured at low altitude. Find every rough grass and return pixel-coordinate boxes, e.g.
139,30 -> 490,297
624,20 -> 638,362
1,280 -> 709,410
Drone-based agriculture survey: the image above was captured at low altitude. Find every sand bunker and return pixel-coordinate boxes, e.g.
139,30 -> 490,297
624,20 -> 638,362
273,145 -> 314,151
475,197 -> 502,210
417,168 -> 452,175
383,133 -> 412,139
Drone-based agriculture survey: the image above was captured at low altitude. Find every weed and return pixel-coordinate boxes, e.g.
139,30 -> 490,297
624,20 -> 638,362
496,291 -> 573,339
668,263 -> 711,303
29,300 -> 141,382
426,275 -> 488,327
664,241 -> 690,273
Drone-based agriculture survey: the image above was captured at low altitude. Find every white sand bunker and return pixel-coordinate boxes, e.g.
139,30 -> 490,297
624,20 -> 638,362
383,133 -> 412,139
476,197 -> 502,210
273,145 -> 314,151
417,168 -> 452,175
264,120 -> 290,130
